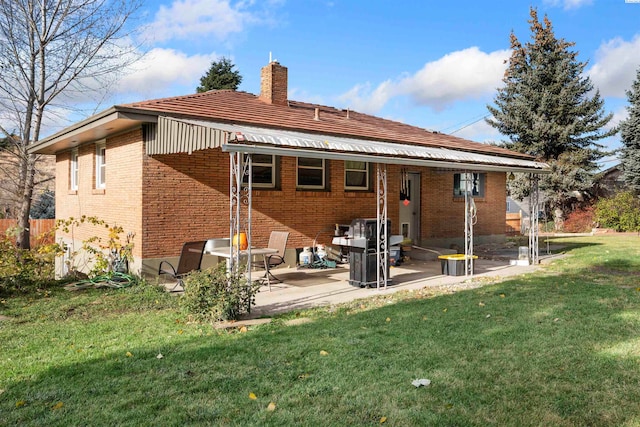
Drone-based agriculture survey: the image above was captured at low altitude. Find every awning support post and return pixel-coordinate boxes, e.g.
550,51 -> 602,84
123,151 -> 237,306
464,171 -> 477,276
376,163 -> 388,290
230,152 -> 252,286
528,174 -> 539,265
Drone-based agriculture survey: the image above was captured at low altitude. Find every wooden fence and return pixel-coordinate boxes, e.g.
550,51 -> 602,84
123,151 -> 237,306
0,219 -> 56,246
506,212 -> 522,236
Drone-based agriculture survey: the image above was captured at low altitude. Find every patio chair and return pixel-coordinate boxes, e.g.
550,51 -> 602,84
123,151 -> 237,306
256,231 -> 289,289
158,240 -> 207,292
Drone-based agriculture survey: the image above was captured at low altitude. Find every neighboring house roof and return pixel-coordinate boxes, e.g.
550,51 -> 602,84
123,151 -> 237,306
28,61 -> 549,173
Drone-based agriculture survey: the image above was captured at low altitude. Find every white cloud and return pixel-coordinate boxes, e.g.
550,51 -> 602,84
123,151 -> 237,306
141,0 -> 267,44
116,48 -> 216,98
397,47 -> 510,110
337,81 -> 395,114
609,105 -> 629,130
588,35 -> 640,98
543,0 -> 593,10
338,47 -> 510,114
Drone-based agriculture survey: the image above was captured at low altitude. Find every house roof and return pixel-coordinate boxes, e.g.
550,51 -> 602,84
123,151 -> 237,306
124,90 -> 532,160
29,89 -> 548,173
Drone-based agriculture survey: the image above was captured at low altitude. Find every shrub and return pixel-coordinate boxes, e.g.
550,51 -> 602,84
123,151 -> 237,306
0,226 -> 59,295
562,205 -> 595,233
595,191 -> 640,232
56,216 -> 135,277
179,264 -> 261,322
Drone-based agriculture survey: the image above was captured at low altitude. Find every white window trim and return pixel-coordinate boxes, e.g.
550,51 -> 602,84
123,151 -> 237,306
297,157 -> 326,190
244,154 -> 276,188
95,141 -> 106,189
344,161 -> 370,190
70,149 -> 78,191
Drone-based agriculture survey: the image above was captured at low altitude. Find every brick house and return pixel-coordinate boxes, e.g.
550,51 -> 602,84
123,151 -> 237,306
29,61 -> 548,276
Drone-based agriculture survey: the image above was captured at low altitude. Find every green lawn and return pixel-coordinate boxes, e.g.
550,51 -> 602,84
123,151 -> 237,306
2,235 -> 640,426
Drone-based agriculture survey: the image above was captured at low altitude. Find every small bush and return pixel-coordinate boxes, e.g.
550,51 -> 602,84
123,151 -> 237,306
562,205 -> 595,233
595,191 -> 640,232
0,228 -> 58,296
179,264 -> 261,322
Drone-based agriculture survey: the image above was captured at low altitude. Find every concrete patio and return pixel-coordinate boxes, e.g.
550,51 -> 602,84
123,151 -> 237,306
246,248 -> 557,318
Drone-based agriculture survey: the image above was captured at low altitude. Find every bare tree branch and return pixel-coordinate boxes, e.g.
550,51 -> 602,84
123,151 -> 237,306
0,0 -> 143,248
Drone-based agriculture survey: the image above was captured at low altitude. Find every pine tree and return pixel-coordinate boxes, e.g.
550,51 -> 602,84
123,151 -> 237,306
620,67 -> 640,194
487,8 -> 615,224
196,58 -> 242,92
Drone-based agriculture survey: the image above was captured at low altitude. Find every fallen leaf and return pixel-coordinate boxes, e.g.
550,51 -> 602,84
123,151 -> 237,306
267,402 -> 276,411
320,350 -> 329,356
156,353 -> 164,359
239,326 -> 248,333
249,392 -> 257,400
126,351 -> 133,357
478,302 -> 485,307
380,416 -> 387,423
443,308 -> 448,313
486,314 -> 491,318
177,329 -> 184,335
16,400 -> 26,408
422,316 -> 427,320
385,317 -> 391,322
500,294 -> 506,298
298,373 -> 310,379
52,402 -> 64,410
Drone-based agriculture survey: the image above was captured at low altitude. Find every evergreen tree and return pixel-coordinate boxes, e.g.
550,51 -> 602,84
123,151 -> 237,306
620,67 -> 640,194
196,57 -> 242,92
487,8 -> 616,225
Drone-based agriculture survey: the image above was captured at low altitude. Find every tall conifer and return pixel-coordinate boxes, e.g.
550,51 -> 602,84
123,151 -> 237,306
487,8 -> 615,224
620,68 -> 640,194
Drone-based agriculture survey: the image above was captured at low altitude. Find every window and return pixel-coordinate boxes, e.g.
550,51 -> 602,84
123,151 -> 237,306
242,154 -> 276,188
454,172 -> 485,197
70,149 -> 78,191
95,142 -> 106,189
345,161 -> 370,190
297,157 -> 326,189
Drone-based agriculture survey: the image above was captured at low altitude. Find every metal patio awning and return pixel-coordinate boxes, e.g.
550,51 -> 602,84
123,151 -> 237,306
151,116 -> 550,173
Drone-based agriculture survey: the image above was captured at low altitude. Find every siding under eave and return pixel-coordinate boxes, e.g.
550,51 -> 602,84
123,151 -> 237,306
147,116 -> 226,155
150,116 -> 549,173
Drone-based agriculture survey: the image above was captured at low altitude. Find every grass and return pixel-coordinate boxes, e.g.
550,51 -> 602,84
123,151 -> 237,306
2,235 -> 640,426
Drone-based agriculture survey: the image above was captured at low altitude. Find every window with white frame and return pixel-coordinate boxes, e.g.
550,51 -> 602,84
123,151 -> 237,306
344,161 -> 369,190
297,157 -> 326,189
242,154 -> 276,188
70,149 -> 78,191
453,172 -> 485,197
95,141 -> 106,189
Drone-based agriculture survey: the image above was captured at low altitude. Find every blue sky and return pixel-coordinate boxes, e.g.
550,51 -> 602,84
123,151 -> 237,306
72,0 -> 640,167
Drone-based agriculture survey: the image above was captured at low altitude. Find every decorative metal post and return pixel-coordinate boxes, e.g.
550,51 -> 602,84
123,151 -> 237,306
528,174 -> 539,265
464,172 -> 476,276
376,163 -> 388,290
229,152 -> 252,282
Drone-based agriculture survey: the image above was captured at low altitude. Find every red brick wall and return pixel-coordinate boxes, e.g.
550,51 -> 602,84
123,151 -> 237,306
56,129 -> 144,258
421,169 -> 506,241
58,130 -> 507,263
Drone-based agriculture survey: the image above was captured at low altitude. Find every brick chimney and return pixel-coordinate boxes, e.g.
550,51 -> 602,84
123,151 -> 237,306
259,61 -> 288,105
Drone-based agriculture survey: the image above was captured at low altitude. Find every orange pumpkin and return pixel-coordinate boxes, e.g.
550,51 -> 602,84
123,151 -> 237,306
232,232 -> 248,250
